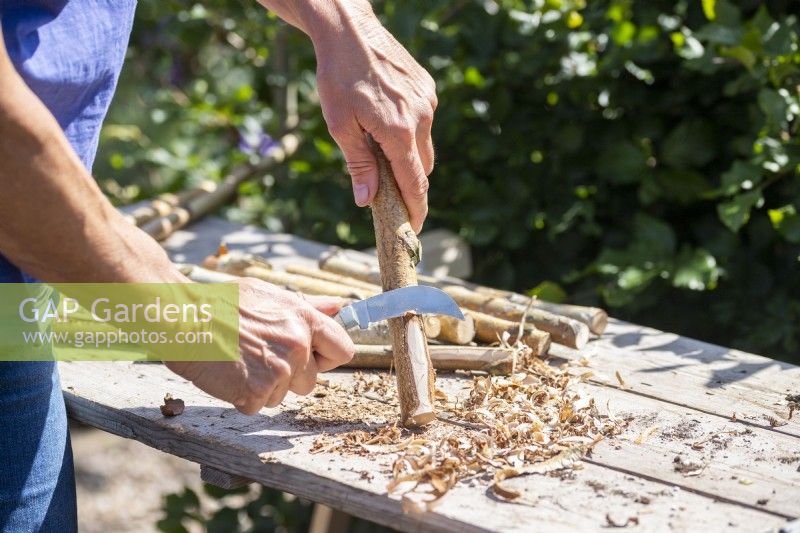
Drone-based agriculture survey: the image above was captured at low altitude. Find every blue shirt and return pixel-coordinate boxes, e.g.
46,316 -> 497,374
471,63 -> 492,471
0,0 -> 136,282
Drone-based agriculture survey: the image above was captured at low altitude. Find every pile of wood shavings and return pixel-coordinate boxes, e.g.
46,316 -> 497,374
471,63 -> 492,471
295,373 -> 398,427
310,348 -> 628,513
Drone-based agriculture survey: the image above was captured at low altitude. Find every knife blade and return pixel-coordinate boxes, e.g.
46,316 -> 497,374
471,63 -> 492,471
336,286 -> 463,330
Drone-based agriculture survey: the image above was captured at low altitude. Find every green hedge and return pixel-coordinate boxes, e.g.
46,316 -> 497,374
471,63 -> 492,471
97,0 -> 800,362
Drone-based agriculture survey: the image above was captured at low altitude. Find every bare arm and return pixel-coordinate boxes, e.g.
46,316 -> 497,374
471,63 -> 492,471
0,28 -> 183,284
0,26 -> 352,413
257,0 -> 437,232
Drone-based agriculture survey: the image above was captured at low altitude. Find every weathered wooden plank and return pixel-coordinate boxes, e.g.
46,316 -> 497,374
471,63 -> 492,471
200,464 -> 252,489
162,218 -> 800,441
550,322 -> 800,438
422,373 -> 800,519
60,361 -> 789,532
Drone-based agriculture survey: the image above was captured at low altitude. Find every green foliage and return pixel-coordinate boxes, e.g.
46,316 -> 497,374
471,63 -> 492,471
99,0 -> 800,360
157,483 -> 313,532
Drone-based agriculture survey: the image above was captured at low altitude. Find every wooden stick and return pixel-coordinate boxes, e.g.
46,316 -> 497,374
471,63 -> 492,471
443,285 -> 588,349
347,317 -> 441,345
285,265 -> 381,293
423,316 -> 442,339
139,133 -> 299,241
319,252 -> 608,335
475,287 -> 608,335
204,255 -> 372,300
467,311 -> 551,356
177,263 -> 238,283
345,345 -> 515,374
124,182 -> 216,227
368,140 -> 435,427
435,313 -> 476,345
318,252 -> 379,284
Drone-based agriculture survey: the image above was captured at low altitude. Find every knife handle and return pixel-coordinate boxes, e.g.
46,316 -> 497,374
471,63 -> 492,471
334,305 -> 359,330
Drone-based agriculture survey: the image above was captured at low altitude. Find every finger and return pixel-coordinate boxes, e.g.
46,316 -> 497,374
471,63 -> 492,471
416,114 -> 435,176
330,122 -> 379,207
288,349 -> 319,396
311,312 -> 355,372
301,294 -> 348,317
384,137 -> 429,233
264,356 -> 293,408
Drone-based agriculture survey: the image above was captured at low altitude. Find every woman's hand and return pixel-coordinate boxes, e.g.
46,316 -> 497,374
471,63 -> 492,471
258,0 -> 437,233
167,277 -> 354,414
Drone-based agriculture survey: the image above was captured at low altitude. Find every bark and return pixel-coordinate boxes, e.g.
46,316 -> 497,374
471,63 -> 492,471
368,140 -> 435,427
468,311 -> 551,356
345,345 -> 515,374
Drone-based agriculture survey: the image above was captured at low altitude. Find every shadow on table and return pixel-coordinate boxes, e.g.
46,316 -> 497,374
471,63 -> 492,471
604,321 -> 797,389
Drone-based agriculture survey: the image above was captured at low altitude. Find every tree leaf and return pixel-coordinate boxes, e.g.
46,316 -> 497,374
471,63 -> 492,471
717,191 -> 763,232
701,0 -> 716,21
720,161 -> 763,196
597,141 -> 648,183
661,119 -> 716,169
527,281 -> 568,303
672,248 -> 721,290
767,205 -> 800,244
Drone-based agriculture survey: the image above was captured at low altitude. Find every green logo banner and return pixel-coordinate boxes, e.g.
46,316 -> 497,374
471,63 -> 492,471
0,283 -> 239,361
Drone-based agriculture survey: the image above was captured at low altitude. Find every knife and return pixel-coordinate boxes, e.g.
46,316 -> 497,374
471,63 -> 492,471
335,285 -> 464,330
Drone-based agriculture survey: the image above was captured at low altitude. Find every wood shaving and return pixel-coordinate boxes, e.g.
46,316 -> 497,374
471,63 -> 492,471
296,372 -> 399,427
690,430 -> 740,450
606,513 -> 639,528
311,353 -> 628,512
787,394 -> 799,419
763,414 -> 787,427
673,455 -> 705,476
633,425 -> 660,445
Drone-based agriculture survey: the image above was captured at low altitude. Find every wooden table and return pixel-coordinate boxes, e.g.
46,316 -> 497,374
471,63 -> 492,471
60,218 -> 800,532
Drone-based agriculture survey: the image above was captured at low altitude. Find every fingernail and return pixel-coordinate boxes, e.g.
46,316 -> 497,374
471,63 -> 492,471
353,184 -> 369,206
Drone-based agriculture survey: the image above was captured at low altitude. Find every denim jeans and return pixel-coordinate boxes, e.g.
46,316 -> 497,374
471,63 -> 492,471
0,362 -> 77,532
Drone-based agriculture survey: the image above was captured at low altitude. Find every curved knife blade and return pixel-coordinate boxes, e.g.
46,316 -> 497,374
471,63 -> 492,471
337,286 -> 464,330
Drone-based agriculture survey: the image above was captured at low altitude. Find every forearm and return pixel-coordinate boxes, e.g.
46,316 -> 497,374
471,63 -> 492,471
255,0 -> 373,43
0,38 -> 184,283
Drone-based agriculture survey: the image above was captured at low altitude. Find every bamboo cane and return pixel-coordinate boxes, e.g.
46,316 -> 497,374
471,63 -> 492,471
345,345 -> 515,374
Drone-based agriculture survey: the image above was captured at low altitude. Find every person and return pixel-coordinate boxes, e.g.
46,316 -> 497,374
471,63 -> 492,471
0,1 -> 437,531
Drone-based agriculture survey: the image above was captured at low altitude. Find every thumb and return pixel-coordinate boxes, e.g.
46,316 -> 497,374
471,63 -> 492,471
340,137 -> 378,207
301,294 -> 349,317
311,312 -> 355,372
